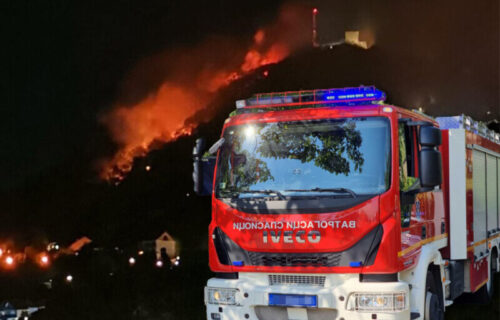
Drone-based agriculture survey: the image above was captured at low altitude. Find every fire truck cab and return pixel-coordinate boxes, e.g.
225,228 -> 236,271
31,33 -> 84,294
193,86 -> 500,320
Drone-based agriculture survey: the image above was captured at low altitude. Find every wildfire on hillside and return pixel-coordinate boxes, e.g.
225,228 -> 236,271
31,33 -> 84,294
100,3 -> 311,182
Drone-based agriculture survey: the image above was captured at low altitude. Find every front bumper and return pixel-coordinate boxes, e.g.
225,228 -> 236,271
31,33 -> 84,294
205,273 -> 410,320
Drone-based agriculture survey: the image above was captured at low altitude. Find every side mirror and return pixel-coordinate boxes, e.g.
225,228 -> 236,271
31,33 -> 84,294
193,138 -> 205,195
420,125 -> 441,146
193,138 -> 216,196
419,126 -> 442,188
193,138 -> 206,158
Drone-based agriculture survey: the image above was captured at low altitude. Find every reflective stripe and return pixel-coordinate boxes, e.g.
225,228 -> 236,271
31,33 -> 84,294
473,279 -> 489,292
467,233 -> 500,252
398,233 -> 448,257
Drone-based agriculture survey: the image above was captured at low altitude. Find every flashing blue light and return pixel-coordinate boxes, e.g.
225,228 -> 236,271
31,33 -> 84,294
269,294 -> 318,308
239,86 -> 386,109
232,261 -> 244,267
320,87 -> 386,104
349,261 -> 363,267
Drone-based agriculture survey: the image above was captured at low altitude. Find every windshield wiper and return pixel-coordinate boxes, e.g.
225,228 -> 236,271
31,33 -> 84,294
285,187 -> 357,198
233,189 -> 286,200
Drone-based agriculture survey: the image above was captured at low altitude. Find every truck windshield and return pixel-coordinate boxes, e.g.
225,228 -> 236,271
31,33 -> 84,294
215,117 -> 391,199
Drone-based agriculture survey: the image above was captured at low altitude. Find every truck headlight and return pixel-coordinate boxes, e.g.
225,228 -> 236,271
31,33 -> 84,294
347,292 -> 407,312
205,287 -> 239,305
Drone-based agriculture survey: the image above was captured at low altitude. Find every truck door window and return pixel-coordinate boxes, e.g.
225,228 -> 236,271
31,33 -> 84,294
399,124 -> 418,192
399,123 -> 418,228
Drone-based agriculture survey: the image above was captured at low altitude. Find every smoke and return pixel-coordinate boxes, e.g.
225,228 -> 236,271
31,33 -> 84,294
100,3 -> 311,182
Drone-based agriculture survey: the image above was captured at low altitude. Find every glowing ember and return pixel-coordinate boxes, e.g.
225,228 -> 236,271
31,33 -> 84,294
254,29 -> 265,45
100,4 -> 310,182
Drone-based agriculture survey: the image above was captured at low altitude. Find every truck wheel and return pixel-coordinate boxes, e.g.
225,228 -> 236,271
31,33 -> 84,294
424,271 -> 444,320
493,250 -> 499,274
488,251 -> 496,296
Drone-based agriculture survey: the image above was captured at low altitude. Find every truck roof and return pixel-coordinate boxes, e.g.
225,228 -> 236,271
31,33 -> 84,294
233,86 -> 385,111
226,86 -> 441,128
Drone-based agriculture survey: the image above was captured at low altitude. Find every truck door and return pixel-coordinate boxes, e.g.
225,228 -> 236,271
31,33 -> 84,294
399,122 -> 418,228
399,121 -> 446,263
399,122 -> 423,258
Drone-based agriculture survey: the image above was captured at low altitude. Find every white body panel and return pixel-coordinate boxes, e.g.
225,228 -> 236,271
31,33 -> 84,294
448,129 -> 468,259
206,273 -> 410,320
399,237 -> 448,320
498,157 -> 500,230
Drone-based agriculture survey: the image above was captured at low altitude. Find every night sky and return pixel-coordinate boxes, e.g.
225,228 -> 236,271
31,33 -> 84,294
2,0 -> 284,190
2,0 -> 499,244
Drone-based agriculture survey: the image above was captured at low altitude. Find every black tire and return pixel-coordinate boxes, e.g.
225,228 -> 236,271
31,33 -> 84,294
424,270 -> 444,320
489,251 -> 496,297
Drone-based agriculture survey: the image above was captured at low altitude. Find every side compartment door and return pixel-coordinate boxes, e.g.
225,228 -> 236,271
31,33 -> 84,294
486,154 -> 498,236
472,150 -> 488,259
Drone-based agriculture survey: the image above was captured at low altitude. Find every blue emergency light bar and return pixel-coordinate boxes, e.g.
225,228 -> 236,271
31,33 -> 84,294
235,86 -> 386,109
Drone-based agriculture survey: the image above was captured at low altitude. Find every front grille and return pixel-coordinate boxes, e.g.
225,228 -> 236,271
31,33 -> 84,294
248,251 -> 342,267
269,274 -> 326,287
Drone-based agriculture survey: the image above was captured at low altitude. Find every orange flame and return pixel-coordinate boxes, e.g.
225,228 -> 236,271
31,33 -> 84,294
100,4 -> 311,182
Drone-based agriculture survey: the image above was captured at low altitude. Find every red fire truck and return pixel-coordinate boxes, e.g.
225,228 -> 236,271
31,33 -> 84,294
193,86 -> 500,320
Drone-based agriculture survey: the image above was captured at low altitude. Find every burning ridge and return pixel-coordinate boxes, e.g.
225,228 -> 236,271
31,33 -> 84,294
100,3 -> 311,183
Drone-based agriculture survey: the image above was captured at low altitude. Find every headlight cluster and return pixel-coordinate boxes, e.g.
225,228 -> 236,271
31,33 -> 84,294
347,292 -> 406,312
205,287 -> 239,305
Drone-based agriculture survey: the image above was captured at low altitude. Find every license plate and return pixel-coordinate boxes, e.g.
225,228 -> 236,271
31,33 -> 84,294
268,293 -> 317,308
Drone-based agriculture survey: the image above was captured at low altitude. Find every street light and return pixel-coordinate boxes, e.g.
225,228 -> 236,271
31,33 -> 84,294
5,256 -> 14,266
129,257 -> 136,266
39,254 -> 50,267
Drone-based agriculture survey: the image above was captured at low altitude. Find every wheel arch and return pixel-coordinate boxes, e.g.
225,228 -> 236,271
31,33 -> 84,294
491,245 -> 498,273
399,243 -> 446,319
